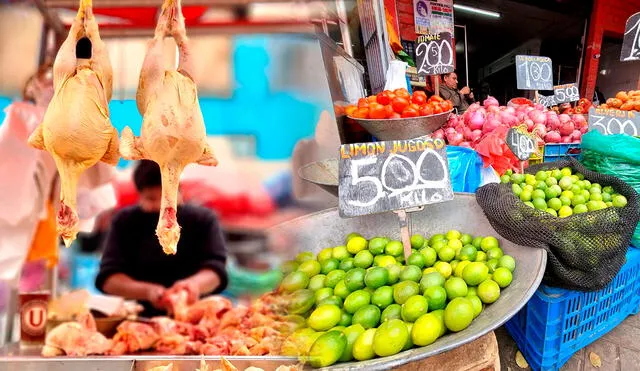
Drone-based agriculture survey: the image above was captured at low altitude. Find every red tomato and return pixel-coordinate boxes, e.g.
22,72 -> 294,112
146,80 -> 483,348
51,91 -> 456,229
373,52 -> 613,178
377,93 -> 391,105
388,112 -> 402,119
368,103 -> 387,119
401,107 -> 419,118
433,104 -> 443,114
439,101 -> 451,112
419,105 -> 434,116
409,103 -> 420,111
353,107 -> 369,119
391,97 -> 410,113
387,93 -> 396,100
430,95 -> 444,103
357,98 -> 369,108
411,94 -> 427,105
394,88 -> 411,99
345,105 -> 357,116
384,105 -> 395,118
367,95 -> 378,103
413,90 -> 427,97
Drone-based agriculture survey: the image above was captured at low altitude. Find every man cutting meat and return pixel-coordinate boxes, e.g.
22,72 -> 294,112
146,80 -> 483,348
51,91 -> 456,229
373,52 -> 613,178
96,160 -> 228,317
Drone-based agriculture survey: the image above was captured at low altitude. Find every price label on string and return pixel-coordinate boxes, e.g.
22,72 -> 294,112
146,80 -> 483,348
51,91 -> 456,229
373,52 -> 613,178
506,126 -> 538,161
588,107 -> 640,136
338,137 -> 454,218
621,12 -> 640,62
415,32 -> 455,76
538,93 -> 557,108
553,83 -> 580,103
515,55 -> 553,91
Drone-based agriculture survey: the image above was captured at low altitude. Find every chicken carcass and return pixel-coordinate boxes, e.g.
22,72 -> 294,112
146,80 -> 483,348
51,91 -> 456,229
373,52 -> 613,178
27,0 -> 119,247
120,0 -> 218,255
110,320 -> 159,355
41,313 -> 111,357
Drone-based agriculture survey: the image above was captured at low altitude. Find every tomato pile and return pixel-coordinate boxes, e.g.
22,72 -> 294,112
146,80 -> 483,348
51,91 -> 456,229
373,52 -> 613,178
599,91 -> 640,111
551,99 -> 592,115
345,89 -> 453,120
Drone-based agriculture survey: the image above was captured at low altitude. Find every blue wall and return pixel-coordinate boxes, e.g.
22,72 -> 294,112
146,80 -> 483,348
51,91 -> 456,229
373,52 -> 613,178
1,36 -> 331,168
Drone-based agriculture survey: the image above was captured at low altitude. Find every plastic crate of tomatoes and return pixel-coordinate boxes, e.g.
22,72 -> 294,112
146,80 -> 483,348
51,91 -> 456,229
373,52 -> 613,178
344,88 -> 453,119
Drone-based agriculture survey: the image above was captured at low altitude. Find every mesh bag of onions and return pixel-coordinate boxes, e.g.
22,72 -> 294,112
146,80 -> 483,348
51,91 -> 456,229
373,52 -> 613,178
476,158 -> 640,291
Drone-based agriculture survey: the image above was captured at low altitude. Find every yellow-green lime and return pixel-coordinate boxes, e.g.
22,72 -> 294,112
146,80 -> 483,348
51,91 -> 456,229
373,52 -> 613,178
468,295 -> 483,318
434,262 -> 452,279
480,236 -> 499,252
332,245 -> 351,260
280,271 -> 310,293
318,295 -> 343,307
339,258 -> 355,271
281,260 -> 299,274
558,205 -> 573,218
444,297 -> 474,332
320,258 -> 339,274
402,322 -> 414,351
308,274 -> 327,291
317,247 -> 334,262
423,286 -> 447,311
338,324 -> 365,362
325,270 -> 346,289
419,247 -> 438,267
375,255 -> 397,268
613,195 -> 628,207
462,262 -> 489,286
407,252 -> 426,268
454,260 -> 472,278
410,234 -> 425,249
444,277 -> 468,299
345,268 -> 366,291
371,285 -> 394,309
446,230 -> 462,240
381,303 -> 402,323
373,319 -> 409,357
412,313 -> 443,346
498,255 -> 516,272
315,287 -> 333,303
334,280 -> 351,299
438,246 -> 456,262
401,295 -> 429,322
352,328 -> 377,361
386,264 -> 402,284
307,305 -> 342,331
420,271 -> 446,291
296,251 -> 315,263
477,280 -> 501,304
343,290 -> 371,314
492,267 -> 513,288
393,281 -> 420,305
486,247 -> 504,261
352,305 -> 381,329
368,237 -> 388,255
486,258 -> 499,273
353,250 -> 374,269
447,239 -> 463,251
460,233 -> 473,245
288,289 -> 315,314
308,331 -> 347,366
365,267 -> 389,289
385,241 -> 404,257
400,265 -> 423,282
347,236 -> 368,255
338,312 -> 352,327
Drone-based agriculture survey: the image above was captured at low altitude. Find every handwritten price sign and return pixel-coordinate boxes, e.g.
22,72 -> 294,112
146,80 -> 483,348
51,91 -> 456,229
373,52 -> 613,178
506,126 -> 538,161
621,12 -> 640,62
553,83 -> 580,103
515,55 -> 553,91
415,32 -> 455,76
338,137 -> 454,218
538,93 -> 557,108
588,107 -> 640,136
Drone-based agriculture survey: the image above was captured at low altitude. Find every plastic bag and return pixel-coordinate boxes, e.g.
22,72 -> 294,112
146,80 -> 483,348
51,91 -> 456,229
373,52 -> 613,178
383,60 -> 408,92
581,130 -> 640,247
446,146 -> 484,193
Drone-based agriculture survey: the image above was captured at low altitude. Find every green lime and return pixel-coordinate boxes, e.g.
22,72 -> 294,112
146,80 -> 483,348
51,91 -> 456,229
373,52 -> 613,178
353,250 -> 374,269
512,183 -> 523,196
296,251 -> 315,263
325,270 -> 346,289
308,330 -> 347,368
561,190 -> 574,200
590,193 -> 603,202
423,286 -> 447,311
345,268 -> 366,291
420,271 -> 446,292
458,245 -> 478,261
329,326 -> 346,332
450,260 -> 459,272
602,192 -> 612,203
288,289 -> 316,314
280,271 -> 310,293
545,176 -> 558,187
535,171 -> 548,181
486,259 -> 499,273
429,234 -> 446,246
381,303 -> 402,323
532,198 -> 547,210
519,190 -> 532,202
544,186 -> 559,200
407,252 -> 426,268
410,234 -> 425,249
448,239 -> 463,251
393,281 -> 420,305
334,280 -> 351,299
460,233 -> 473,245
524,201 -> 535,208
332,245 -> 351,261
339,258 -> 355,271
547,197 -> 562,211
338,324 -> 365,362
480,236 -> 499,252
352,328 -> 377,361
501,174 -> 511,183
315,287 -> 334,303
551,169 -> 563,180
492,267 -> 513,288
281,260 -> 299,275
307,304 -> 342,331
532,189 -> 546,200
339,312 -> 353,327
613,195 -> 628,208
423,267 -> 437,275
374,255 -> 396,268
472,236 -> 483,249
571,194 -> 587,207
468,295 -> 483,318
559,195 -> 571,207
475,251 -> 487,262
321,258 -> 340,274
365,267 -> 389,289
477,280 -> 501,304
308,274 -> 327,291
467,286 -> 477,297
344,289 -> 371,314
454,260 -> 471,278
386,264 -> 402,284
444,297 -> 474,332
412,313 -> 443,346
318,295 -> 343,307
444,277 -> 468,299
602,185 -> 614,194
352,304 -> 381,329
486,247 -> 504,261
317,248 -> 334,262
430,309 -> 447,337
446,230 -> 462,240
438,246 -> 456,262
431,240 -> 447,253
400,265 -> 423,282
434,262 -> 452,279
385,240 -> 404,257
558,205 -> 573,218
546,208 -> 558,216
371,285 -> 394,309
346,232 -> 363,243
401,295 -> 429,322
419,247 -> 438,267
498,255 -> 516,272
373,319 -> 409,357
511,173 -> 525,184
347,236 -> 368,255
559,176 -> 573,190
368,237 -> 388,255
462,262 -> 489,286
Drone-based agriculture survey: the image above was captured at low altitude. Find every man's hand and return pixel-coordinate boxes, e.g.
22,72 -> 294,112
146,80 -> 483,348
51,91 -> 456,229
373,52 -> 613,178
460,86 -> 471,95
168,279 -> 200,305
146,284 -> 166,310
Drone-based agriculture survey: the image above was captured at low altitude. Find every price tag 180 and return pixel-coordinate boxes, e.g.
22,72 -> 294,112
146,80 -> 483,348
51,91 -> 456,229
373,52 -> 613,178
338,137 -> 454,218
506,126 -> 538,161
588,107 -> 640,136
553,83 -> 580,104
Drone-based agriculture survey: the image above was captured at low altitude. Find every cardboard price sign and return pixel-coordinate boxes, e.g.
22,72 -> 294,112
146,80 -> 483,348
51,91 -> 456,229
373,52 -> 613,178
515,55 -> 553,91
588,107 -> 640,136
538,93 -> 557,108
415,32 -> 455,76
621,12 -> 640,62
506,126 -> 538,161
338,137 -> 454,218
553,83 -> 580,103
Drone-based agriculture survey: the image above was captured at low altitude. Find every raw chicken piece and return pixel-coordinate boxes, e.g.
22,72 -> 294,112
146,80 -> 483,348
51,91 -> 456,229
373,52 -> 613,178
27,0 -> 119,247
110,321 -> 159,355
154,333 -> 188,355
221,358 -> 238,371
147,364 -> 173,371
120,0 -> 218,255
41,313 -> 111,356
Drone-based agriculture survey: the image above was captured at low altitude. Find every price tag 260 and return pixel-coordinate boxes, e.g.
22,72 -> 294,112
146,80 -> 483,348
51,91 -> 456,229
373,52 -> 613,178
338,137 -> 454,218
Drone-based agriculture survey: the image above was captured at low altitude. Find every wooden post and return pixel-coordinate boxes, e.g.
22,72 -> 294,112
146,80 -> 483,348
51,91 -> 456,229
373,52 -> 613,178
433,76 -> 440,96
394,210 -> 412,260
534,90 -> 539,104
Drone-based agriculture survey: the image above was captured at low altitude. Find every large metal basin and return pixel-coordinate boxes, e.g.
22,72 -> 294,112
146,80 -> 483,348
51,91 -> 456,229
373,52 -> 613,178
349,110 -> 452,140
268,193 -> 546,371
297,159 -> 339,197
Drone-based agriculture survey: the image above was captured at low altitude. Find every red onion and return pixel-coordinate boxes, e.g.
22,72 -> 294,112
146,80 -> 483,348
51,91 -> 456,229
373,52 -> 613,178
532,123 -> 547,138
468,111 -> 485,130
544,131 -> 562,143
559,121 -> 575,136
471,129 -> 483,142
487,106 -> 501,114
571,130 -> 582,141
579,126 -> 588,134
447,132 -> 464,146
558,114 -> 571,124
459,142 -> 473,148
464,127 -> 474,140
483,96 -> 499,108
499,111 -> 517,127
533,103 -> 544,111
561,136 -> 573,143
432,129 -> 445,139
546,114 -> 560,130
483,118 -> 501,134
467,103 -> 481,112
524,119 -> 535,131
445,127 -> 456,136
528,110 -> 546,125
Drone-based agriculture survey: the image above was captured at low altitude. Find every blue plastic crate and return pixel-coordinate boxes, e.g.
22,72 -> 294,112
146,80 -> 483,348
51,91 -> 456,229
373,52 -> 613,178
505,247 -> 640,371
543,143 -> 582,163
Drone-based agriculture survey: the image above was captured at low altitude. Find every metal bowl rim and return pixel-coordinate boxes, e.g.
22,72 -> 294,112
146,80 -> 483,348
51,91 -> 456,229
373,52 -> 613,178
346,109 -> 453,123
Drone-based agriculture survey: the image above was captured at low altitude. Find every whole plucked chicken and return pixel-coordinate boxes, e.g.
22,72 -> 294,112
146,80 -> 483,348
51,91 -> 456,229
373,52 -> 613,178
28,0 -> 119,247
120,0 -> 218,255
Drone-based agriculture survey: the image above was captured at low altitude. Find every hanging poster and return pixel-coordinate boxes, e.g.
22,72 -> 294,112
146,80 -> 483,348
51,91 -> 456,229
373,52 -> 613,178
413,0 -> 454,35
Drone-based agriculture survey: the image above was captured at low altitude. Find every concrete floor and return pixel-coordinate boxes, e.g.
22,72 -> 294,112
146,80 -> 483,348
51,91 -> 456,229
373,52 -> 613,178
497,312 -> 640,371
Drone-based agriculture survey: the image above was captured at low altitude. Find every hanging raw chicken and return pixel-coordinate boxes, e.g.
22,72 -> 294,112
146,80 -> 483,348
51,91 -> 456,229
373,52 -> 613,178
28,0 -> 119,247
120,0 -> 218,255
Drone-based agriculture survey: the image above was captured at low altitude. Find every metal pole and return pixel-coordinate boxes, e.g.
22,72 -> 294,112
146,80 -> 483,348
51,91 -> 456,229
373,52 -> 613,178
336,0 -> 353,56
463,25 -> 469,87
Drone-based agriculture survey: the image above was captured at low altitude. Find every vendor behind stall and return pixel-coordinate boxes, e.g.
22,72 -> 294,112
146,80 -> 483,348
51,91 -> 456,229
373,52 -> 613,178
440,71 -> 475,114
96,160 -> 228,317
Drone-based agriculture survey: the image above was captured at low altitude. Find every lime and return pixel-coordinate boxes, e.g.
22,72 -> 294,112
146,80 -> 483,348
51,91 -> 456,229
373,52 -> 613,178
354,250 -> 374,269
467,286 -> 477,297
386,264 -> 402,285
447,239 -> 463,251
454,260 -> 471,278
548,198 -> 562,211
472,236 -> 483,249
345,268 -> 366,291
308,304 -> 342,331
395,255 -> 405,264
347,236 -> 368,255
525,174 -> 537,185
602,192 -> 612,203
346,232 -> 363,243
458,233 -> 472,245
321,259 -> 340,274
280,271 -> 310,293
373,319 -> 409,357
371,285 -> 394,309
308,274 -> 327,291
571,184 -> 582,195
477,280 -> 501,304
558,205 -> 573,218
381,303 -> 402,323
401,295 -> 429,322
535,171 -> 548,181
308,330 -> 347,367
475,251 -> 487,262
419,247 -> 438,267
393,281 -> 420,305
431,239 -> 447,253
545,185 -> 560,199
446,230 -> 462,240
524,201 -> 534,208
450,260 -> 459,272
559,176 -> 573,190
590,193 -> 603,202
338,324 -> 365,362
339,311 -> 353,327
546,208 -> 558,216
561,190 -> 574,200
532,189 -> 546,200
344,290 -> 371,314
423,286 -> 447,311
375,255 -> 397,268
492,267 -> 513,288
281,260 -> 299,275
438,246 -> 456,262
407,252 -> 426,268
462,262 -> 489,286
444,277 -> 468,299
296,251 -> 315,263
551,169 -> 563,179
444,297 -> 474,332
423,267 -> 437,275
332,245 -> 351,261
412,313 -> 442,346
468,295 -> 483,318
325,270 -> 346,289
400,265 -> 423,282
532,198 -> 547,210
545,176 -> 558,187
613,195 -> 628,208
602,185 -> 614,194
288,289 -> 316,314
317,248 -> 334,262
385,241 -> 404,257
420,271 -> 446,291
365,267 -> 389,289
486,247 -> 504,261
352,328 -> 377,361
434,261 -> 452,279
315,287 -> 334,303
571,194 -> 587,207
339,258 -> 355,271
480,236 -> 499,252
410,234 -> 425,249
536,181 -> 549,190
429,234 -> 446,245
334,280 -> 351,299
368,237 -> 388,256
511,173 -> 525,184
586,200 -> 601,211
498,255 -> 516,272
519,190 -> 532,202
512,183 -> 522,196
458,245 -> 478,261
352,304 -> 381,329
501,174 -> 511,183
318,295 -> 343,307
606,201 -> 613,207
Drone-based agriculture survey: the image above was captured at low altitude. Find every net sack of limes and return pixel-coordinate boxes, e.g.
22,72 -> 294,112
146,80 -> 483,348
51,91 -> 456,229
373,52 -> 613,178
278,231 -> 516,367
477,157 -> 640,291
